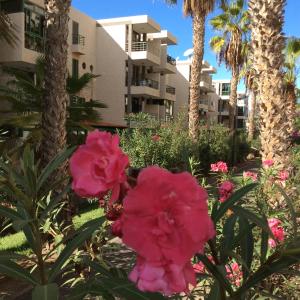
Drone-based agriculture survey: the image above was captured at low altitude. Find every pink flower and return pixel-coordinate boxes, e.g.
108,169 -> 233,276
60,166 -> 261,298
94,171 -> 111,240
111,219 -> 123,238
243,171 -> 258,182
268,218 -> 285,248
211,161 -> 228,173
226,262 -> 242,287
121,167 -> 215,265
129,257 -> 196,296
278,170 -> 289,182
219,181 -> 235,203
152,135 -> 160,142
70,130 -> 129,202
263,159 -> 274,168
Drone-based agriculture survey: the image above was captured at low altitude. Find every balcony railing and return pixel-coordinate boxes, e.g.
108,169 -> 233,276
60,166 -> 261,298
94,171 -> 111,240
167,55 -> 176,66
199,99 -> 208,105
126,41 -> 148,52
72,34 -> 85,46
25,31 -> 45,53
166,86 -> 176,95
133,79 -> 159,90
221,91 -> 230,96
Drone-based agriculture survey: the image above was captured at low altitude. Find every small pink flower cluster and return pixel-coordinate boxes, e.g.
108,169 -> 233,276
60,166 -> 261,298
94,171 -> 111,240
151,135 -> 160,142
278,170 -> 289,182
211,161 -> 228,173
243,171 -> 258,182
193,257 -> 242,287
218,181 -> 235,202
262,159 -> 274,168
268,218 -> 285,248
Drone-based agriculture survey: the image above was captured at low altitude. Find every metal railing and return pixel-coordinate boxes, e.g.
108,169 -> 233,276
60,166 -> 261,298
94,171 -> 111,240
166,85 -> 176,95
133,79 -> 159,90
199,99 -> 208,105
167,55 -> 176,66
125,41 -> 148,52
221,90 -> 230,96
72,34 -> 85,46
25,31 -> 45,53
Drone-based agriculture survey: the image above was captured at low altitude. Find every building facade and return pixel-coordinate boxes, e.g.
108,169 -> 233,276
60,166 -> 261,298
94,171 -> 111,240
174,59 -> 219,125
212,80 -> 248,129
0,0 -> 178,127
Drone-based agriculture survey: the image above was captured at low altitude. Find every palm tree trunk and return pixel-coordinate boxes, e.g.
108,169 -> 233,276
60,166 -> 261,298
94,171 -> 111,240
189,11 -> 205,141
229,67 -> 239,132
285,83 -> 297,135
248,90 -> 257,141
249,0 -> 290,168
41,0 -> 71,168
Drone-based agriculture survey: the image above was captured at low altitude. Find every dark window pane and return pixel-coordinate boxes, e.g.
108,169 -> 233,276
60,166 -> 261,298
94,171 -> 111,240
0,0 -> 23,14
72,59 -> 79,79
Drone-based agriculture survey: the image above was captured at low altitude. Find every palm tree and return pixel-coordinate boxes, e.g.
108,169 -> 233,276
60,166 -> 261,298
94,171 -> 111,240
284,37 -> 300,134
41,0 -> 71,170
210,0 -> 249,132
166,0 -> 223,140
0,11 -> 17,46
249,0 -> 289,167
0,58 -> 105,150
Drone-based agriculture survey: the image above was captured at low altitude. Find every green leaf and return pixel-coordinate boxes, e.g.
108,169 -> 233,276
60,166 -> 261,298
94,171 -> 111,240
238,217 -> 254,279
275,184 -> 298,237
206,281 -> 221,300
48,217 -> 105,282
0,260 -> 39,285
212,183 -> 258,223
196,254 -> 233,296
221,214 -> 238,263
32,283 -> 59,300
260,228 -> 269,264
37,147 -> 76,191
0,206 -> 23,221
231,206 -> 273,238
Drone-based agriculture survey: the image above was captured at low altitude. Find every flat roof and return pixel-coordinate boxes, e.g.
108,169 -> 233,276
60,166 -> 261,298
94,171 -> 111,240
97,15 -> 161,33
148,30 -> 177,45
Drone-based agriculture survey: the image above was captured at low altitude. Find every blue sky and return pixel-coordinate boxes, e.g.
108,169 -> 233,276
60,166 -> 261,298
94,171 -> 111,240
72,0 -> 300,90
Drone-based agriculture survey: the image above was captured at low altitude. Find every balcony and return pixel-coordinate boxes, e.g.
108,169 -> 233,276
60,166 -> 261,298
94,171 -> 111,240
72,34 -> 86,55
131,79 -> 160,98
126,41 -> 160,66
25,32 -> 45,53
164,54 -> 176,73
165,85 -> 176,101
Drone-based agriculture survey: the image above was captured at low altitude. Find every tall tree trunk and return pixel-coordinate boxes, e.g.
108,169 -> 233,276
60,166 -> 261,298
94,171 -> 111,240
249,0 -> 290,168
229,66 -> 239,132
41,0 -> 71,167
248,90 -> 257,141
285,82 -> 297,135
189,11 -> 205,141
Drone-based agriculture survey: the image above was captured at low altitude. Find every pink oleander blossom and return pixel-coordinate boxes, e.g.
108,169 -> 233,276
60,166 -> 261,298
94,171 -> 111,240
152,135 -> 160,142
226,262 -> 243,287
70,130 -> 129,202
268,218 -> 285,248
122,167 -> 215,265
129,257 -> 196,296
278,170 -> 289,182
219,181 -> 235,203
243,171 -> 258,182
111,219 -> 123,238
263,159 -> 274,168
210,161 -> 228,173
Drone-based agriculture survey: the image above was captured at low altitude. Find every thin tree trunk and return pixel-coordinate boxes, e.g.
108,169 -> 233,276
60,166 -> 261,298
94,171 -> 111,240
189,11 -> 205,141
229,67 -> 239,132
41,0 -> 71,168
285,82 -> 297,135
249,0 -> 290,169
248,91 -> 257,141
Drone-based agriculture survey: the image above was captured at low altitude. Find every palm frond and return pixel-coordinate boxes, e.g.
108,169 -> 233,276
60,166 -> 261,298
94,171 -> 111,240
67,73 -> 100,95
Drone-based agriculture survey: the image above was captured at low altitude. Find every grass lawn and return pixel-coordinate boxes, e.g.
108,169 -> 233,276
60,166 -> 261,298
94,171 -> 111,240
0,207 -> 104,253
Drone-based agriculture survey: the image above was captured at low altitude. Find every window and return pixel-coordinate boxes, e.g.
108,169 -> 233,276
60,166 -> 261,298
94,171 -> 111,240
72,59 -> 79,79
0,0 -> 23,13
132,98 -> 142,113
221,83 -> 230,96
24,3 -> 45,52
82,62 -> 86,70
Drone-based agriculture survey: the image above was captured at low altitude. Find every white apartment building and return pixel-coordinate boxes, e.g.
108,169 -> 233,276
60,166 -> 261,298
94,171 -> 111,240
212,80 -> 248,129
0,0 -> 178,127
174,60 -> 219,125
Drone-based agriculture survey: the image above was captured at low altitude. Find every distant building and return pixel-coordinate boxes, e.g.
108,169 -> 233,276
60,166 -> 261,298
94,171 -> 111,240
212,80 -> 248,129
174,60 -> 219,125
0,0 -> 178,126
